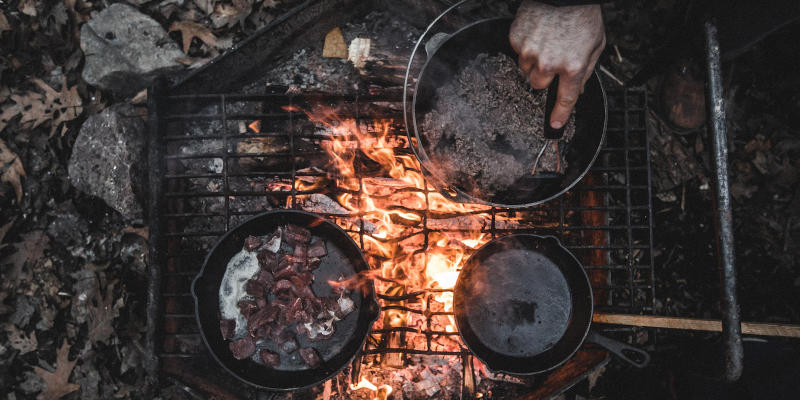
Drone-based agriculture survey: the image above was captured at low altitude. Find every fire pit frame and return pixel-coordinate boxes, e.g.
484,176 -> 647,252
145,81 -> 655,398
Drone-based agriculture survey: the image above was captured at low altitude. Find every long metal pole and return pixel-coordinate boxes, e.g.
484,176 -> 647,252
145,80 -> 165,393
704,20 -> 743,382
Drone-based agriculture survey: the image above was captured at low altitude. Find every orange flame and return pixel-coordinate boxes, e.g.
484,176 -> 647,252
287,103 -> 508,334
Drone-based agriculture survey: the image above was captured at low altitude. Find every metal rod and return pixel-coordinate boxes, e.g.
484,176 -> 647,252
145,80 -> 165,394
704,20 -> 744,382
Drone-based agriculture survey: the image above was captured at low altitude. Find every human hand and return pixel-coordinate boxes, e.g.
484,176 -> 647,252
509,1 -> 605,129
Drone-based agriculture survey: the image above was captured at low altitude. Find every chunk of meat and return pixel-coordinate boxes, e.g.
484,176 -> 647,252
301,257 -> 321,272
262,228 -> 282,253
289,272 -> 314,288
220,319 -> 236,339
307,241 -> 327,258
257,249 -> 278,270
274,263 -> 298,280
245,279 -> 266,298
229,336 -> 256,360
244,235 -> 262,251
285,224 -> 311,246
293,244 -> 308,259
299,347 -> 321,368
259,349 -> 281,368
256,270 -> 275,289
270,326 -> 296,345
237,299 -> 258,319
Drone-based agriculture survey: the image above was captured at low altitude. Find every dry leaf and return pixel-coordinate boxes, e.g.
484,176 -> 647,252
0,139 -> 26,202
322,27 -> 347,59
19,0 -> 38,17
130,89 -> 148,105
169,21 -> 219,54
87,278 -> 122,346
34,339 -> 80,400
0,12 -> 11,32
5,323 -> 38,354
175,56 -> 213,69
0,76 -> 83,136
2,230 -> 49,286
122,225 -> 149,239
210,0 -> 252,28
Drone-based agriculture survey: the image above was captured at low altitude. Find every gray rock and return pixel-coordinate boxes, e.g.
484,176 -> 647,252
68,104 -> 145,220
80,3 -> 183,95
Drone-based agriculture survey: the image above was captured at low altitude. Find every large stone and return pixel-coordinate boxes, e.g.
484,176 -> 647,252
68,104 -> 145,220
80,3 -> 183,95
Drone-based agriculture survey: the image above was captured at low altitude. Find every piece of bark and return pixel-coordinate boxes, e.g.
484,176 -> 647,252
322,27 -> 347,59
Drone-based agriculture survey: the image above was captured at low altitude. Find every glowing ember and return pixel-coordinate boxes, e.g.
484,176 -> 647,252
350,378 -> 393,400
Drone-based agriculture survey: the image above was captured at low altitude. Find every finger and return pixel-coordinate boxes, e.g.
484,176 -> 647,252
529,69 -> 555,90
580,46 -> 603,90
550,74 -> 582,129
518,55 -> 535,77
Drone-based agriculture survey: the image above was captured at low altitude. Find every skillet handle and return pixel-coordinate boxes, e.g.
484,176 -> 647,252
586,330 -> 650,368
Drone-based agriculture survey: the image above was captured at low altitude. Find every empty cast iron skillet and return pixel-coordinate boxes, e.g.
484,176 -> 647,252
407,17 -> 606,207
191,210 -> 380,390
453,234 -> 649,374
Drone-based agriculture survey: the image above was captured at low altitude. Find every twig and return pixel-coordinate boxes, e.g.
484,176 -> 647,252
530,142 -> 548,175
614,44 -> 623,63
598,64 -> 625,87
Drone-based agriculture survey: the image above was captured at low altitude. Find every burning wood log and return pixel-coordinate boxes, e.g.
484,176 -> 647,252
379,284 -> 406,368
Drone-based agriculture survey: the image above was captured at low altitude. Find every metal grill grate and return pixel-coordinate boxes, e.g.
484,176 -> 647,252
149,85 -> 654,395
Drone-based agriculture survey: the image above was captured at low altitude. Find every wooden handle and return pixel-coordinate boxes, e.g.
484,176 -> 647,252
593,313 -> 800,338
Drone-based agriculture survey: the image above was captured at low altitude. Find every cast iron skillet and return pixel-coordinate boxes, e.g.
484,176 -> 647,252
453,234 -> 649,375
191,210 -> 380,390
408,17 -> 606,208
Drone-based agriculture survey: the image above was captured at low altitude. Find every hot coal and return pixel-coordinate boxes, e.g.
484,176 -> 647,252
420,52 -> 575,198
220,224 -> 355,369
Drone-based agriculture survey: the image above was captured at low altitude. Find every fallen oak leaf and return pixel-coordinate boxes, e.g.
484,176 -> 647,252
8,325 -> 38,353
1,230 -> 49,287
0,139 -> 26,202
169,20 -> 218,54
4,323 -> 38,354
0,76 -> 83,137
34,339 -> 80,400
210,0 -> 252,29
86,278 -> 122,347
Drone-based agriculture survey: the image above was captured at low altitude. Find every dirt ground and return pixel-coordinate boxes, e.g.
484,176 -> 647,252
0,0 -> 798,399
